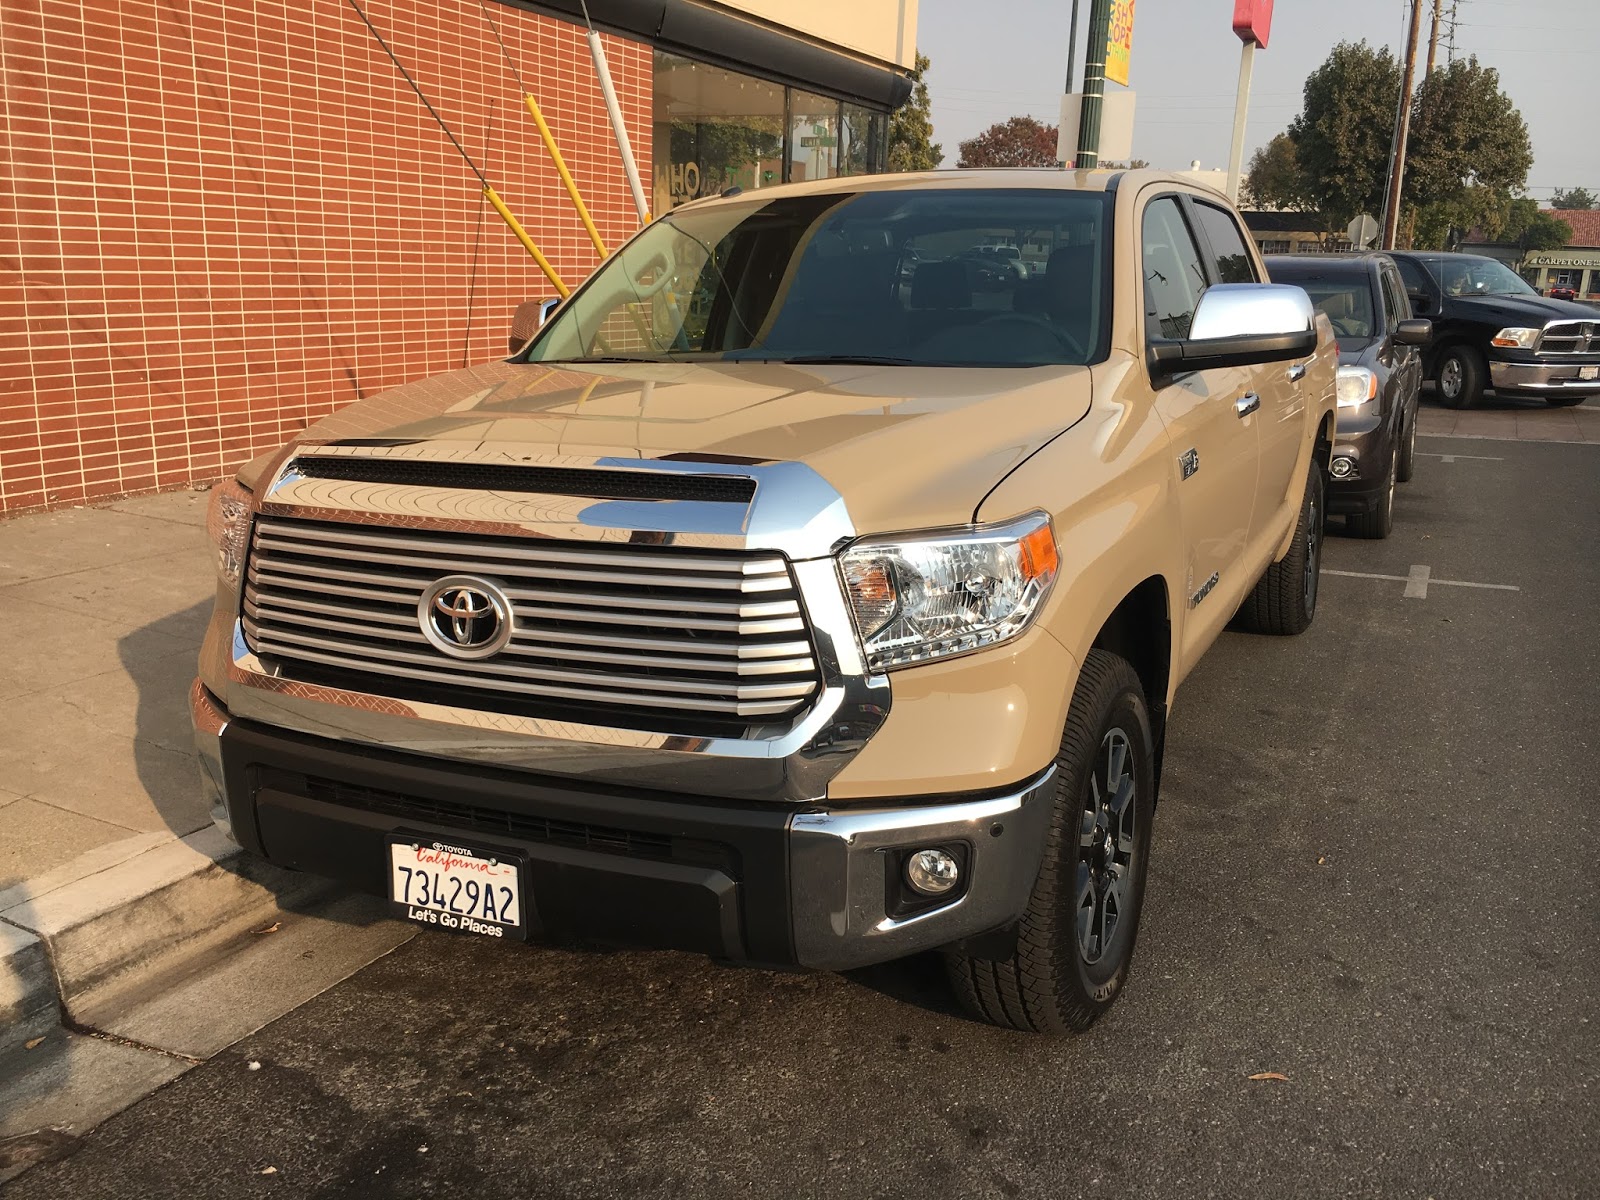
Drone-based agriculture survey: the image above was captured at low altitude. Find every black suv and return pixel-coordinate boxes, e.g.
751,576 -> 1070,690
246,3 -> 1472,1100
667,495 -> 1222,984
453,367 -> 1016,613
1388,251 -> 1599,409
1267,253 -> 1431,539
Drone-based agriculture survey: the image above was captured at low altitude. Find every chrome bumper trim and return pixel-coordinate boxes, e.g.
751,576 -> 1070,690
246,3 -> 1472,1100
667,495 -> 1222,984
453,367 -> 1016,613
788,766 -> 1057,970
1489,360 -> 1600,392
190,679 -> 235,844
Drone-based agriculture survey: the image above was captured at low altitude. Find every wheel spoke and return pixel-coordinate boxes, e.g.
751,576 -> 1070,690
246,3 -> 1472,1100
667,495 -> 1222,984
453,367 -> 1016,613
1080,803 -> 1098,849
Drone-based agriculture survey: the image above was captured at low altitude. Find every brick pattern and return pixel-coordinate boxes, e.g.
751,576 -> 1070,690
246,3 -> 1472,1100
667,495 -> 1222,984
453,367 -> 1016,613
0,0 -> 652,514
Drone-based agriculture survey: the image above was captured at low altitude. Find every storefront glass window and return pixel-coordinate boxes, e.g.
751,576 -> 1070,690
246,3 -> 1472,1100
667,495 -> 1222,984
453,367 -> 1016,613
653,52 -> 887,211
788,90 -> 842,184
653,54 -> 785,212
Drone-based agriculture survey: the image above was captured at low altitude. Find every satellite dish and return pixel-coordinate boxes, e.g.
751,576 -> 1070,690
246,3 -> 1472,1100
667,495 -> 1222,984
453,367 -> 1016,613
1348,213 -> 1379,249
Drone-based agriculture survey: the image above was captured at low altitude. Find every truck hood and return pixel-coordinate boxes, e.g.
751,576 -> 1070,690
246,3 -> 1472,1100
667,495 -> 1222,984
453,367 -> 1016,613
1447,293 -> 1597,325
276,360 -> 1095,535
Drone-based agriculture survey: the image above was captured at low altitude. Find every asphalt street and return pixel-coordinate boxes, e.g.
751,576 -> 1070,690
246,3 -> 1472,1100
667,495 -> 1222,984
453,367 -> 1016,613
8,433 -> 1597,1200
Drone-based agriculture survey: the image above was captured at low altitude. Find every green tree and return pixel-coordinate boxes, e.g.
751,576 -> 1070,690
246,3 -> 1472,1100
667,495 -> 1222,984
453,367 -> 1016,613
957,116 -> 1059,168
1502,199 -> 1574,251
1551,186 -> 1596,210
1241,133 -> 1306,210
1403,56 -> 1532,248
1286,41 -> 1400,229
888,52 -> 943,172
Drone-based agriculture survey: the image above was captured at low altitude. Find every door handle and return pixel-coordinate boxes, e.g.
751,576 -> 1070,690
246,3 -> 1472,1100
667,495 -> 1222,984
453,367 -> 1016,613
1235,392 -> 1261,418
1287,362 -> 1307,382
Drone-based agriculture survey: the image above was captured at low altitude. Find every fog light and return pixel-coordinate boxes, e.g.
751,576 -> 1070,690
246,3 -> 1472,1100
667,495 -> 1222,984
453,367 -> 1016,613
1330,456 -> 1355,479
905,848 -> 961,896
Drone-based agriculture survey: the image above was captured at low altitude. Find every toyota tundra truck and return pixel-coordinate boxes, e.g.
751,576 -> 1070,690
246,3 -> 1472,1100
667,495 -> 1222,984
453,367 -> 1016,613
195,170 -> 1337,1033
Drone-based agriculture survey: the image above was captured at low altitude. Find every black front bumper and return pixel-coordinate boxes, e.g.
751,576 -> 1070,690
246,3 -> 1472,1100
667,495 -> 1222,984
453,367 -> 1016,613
1326,419 -> 1396,516
220,720 -> 798,964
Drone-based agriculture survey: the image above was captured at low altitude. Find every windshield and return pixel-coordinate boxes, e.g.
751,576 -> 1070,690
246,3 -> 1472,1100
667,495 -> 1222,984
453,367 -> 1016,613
527,188 -> 1111,367
1278,275 -> 1376,344
1425,257 -> 1537,298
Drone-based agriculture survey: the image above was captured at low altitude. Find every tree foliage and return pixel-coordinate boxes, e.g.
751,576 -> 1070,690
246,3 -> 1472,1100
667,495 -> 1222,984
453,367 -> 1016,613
1502,199 -> 1574,251
1551,186 -> 1596,210
957,116 -> 1059,169
888,53 -> 943,172
1262,44 -> 1536,249
1286,41 -> 1400,229
1241,133 -> 1306,210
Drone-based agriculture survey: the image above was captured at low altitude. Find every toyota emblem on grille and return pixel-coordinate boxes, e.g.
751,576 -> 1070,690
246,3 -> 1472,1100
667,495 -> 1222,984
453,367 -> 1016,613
418,575 -> 514,660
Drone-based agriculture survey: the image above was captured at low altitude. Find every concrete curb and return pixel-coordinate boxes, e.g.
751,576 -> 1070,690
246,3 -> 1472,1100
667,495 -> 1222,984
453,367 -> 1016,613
0,825 -> 328,1051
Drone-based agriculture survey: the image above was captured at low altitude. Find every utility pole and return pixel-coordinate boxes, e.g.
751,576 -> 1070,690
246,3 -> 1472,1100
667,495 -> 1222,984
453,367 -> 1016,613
1061,0 -> 1082,166
1426,0 -> 1441,77
1446,0 -> 1461,64
1075,0 -> 1113,168
1380,0 -> 1425,250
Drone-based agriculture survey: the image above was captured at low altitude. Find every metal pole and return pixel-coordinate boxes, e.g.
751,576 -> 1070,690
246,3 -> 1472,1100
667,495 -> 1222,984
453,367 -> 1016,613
1426,0 -> 1441,78
587,29 -> 650,225
1061,0 -> 1082,166
1075,0 -> 1113,168
1381,0 -> 1425,250
1226,40 -> 1255,203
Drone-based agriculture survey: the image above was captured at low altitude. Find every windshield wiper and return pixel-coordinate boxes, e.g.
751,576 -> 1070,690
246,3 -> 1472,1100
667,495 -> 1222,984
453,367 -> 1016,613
778,354 -> 924,366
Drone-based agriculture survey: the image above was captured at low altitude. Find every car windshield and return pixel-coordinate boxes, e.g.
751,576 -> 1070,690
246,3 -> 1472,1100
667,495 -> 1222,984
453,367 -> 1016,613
526,188 -> 1110,368
1426,257 -> 1537,298
1276,274 -> 1376,344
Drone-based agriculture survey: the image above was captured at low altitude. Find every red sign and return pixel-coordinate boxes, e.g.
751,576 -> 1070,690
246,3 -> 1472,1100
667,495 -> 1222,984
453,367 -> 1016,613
1232,0 -> 1274,48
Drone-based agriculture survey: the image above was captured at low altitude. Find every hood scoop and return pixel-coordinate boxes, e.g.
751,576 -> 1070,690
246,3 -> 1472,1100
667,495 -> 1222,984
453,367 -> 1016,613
287,455 -> 757,505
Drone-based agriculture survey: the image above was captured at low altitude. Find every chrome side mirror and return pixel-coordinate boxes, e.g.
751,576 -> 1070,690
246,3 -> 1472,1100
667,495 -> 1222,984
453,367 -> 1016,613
1148,283 -> 1318,377
508,297 -> 563,355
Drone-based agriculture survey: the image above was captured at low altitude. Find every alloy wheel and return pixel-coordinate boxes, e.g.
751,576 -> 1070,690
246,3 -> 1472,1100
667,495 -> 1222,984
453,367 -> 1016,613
1303,488 -> 1321,613
1440,357 -> 1463,401
1076,728 -> 1137,965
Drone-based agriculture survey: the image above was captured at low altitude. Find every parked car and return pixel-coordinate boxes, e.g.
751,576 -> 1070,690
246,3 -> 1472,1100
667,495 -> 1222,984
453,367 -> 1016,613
1266,254 -> 1431,539
1387,251 -> 1599,408
196,171 -> 1337,1034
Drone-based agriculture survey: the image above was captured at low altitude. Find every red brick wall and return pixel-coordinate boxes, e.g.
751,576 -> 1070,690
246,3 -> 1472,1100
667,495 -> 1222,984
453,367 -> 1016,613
0,0 -> 651,514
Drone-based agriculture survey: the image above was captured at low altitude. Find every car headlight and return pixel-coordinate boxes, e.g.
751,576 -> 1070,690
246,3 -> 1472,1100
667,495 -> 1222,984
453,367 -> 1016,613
1491,327 -> 1540,349
1336,365 -> 1378,408
838,512 -> 1059,672
205,477 -> 253,585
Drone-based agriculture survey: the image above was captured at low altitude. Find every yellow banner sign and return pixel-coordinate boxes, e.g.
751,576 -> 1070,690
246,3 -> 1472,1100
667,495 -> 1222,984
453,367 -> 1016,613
1106,0 -> 1136,87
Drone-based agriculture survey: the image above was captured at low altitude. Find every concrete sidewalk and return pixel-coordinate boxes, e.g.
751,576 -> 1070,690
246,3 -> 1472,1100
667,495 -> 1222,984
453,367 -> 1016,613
0,490 -> 411,1178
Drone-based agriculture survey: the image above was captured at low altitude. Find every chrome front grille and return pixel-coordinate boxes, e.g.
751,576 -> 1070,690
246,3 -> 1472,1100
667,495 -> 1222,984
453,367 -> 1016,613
241,516 -> 822,730
1538,321 -> 1598,355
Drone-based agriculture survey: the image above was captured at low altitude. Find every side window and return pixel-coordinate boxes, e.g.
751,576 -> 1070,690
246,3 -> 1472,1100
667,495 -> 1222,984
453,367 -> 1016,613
1141,197 -> 1209,340
1378,268 -> 1405,329
1385,267 -> 1412,321
1191,201 -> 1259,284
1392,255 -> 1431,297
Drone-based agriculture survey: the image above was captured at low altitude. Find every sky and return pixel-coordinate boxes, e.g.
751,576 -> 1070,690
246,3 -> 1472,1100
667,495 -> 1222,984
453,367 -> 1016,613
917,0 -> 1598,200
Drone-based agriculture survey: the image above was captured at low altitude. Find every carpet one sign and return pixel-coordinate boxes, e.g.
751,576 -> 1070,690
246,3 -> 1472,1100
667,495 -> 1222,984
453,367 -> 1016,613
1106,1 -> 1136,87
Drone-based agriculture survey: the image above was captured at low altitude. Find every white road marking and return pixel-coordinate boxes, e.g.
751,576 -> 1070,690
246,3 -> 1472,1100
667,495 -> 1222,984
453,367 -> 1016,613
1419,433 -> 1600,448
1416,451 -> 1504,463
1322,566 -> 1520,599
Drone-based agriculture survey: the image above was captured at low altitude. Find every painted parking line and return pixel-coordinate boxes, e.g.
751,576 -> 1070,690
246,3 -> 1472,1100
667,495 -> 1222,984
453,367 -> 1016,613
1323,565 -> 1520,600
1416,451 -> 1504,463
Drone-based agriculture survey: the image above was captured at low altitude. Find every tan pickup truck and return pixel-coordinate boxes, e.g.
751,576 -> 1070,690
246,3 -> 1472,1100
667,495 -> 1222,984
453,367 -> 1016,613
195,169 -> 1337,1033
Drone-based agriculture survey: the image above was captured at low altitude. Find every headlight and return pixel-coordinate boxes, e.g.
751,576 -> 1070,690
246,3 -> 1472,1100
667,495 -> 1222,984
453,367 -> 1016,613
1491,327 -> 1540,349
205,477 -> 253,585
838,512 -> 1059,671
1336,366 -> 1378,408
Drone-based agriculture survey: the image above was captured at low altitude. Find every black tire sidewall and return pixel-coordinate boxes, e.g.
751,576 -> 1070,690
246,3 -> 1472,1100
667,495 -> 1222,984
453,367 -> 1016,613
1437,346 -> 1483,408
1052,671 -> 1156,1009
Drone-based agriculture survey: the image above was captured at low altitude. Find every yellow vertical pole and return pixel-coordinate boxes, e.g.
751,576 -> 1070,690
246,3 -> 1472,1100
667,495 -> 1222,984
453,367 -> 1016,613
523,96 -> 608,259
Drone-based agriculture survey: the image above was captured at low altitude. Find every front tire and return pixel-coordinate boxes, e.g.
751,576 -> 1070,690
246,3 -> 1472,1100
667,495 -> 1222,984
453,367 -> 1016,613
1237,464 -> 1323,635
1347,448 -> 1396,540
945,650 -> 1155,1034
1436,345 -> 1485,409
1395,405 -> 1418,483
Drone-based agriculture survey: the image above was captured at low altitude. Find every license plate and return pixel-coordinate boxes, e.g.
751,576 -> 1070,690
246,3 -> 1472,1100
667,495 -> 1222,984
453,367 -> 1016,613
1579,366 -> 1598,380
388,839 -> 523,939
